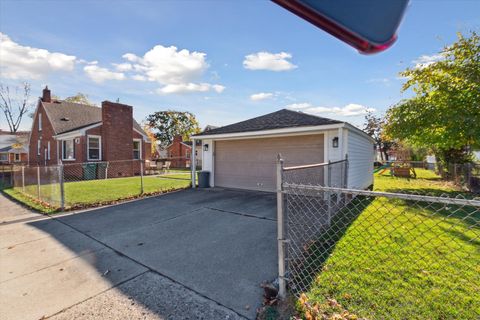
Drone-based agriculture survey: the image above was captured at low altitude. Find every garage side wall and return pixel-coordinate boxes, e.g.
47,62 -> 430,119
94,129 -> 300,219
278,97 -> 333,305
201,139 -> 214,186
347,129 -> 374,189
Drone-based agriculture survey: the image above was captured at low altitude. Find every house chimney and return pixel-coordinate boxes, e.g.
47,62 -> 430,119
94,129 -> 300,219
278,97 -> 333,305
101,101 -> 133,161
42,86 -> 51,103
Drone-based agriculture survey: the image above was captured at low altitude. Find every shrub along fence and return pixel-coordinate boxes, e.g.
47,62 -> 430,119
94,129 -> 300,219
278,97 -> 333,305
10,158 -> 195,211
276,156 -> 480,319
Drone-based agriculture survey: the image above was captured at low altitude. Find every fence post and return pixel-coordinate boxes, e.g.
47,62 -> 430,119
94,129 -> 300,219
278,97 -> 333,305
140,160 -> 144,194
59,165 -> 65,211
276,154 -> 287,299
327,161 -> 332,224
22,166 -> 25,192
36,166 -> 41,200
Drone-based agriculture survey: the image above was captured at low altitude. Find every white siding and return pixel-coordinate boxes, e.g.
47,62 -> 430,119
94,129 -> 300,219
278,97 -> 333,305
201,139 -> 214,186
347,129 -> 374,189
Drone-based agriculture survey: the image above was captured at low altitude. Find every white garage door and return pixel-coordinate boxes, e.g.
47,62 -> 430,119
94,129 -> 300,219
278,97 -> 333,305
214,134 -> 324,191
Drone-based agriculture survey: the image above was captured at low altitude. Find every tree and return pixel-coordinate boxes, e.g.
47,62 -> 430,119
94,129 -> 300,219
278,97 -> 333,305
53,92 -> 94,105
142,124 -> 158,157
363,111 -> 394,161
0,82 -> 34,133
64,92 -> 94,105
385,32 -> 480,164
145,110 -> 200,147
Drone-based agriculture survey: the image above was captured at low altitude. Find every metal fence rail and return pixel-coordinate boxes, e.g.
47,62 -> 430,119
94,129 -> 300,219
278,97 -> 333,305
276,156 -> 479,319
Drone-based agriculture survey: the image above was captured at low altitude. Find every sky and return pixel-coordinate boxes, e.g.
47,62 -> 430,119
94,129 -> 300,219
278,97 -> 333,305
0,0 -> 479,131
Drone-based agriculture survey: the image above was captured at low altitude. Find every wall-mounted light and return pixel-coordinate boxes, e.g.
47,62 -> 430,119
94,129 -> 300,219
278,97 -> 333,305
204,144 -> 209,151
332,137 -> 339,148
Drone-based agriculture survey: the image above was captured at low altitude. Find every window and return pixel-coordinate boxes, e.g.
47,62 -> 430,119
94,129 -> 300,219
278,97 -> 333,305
37,140 -> 41,155
62,140 -> 75,160
87,135 -> 101,160
0,153 -> 7,162
38,113 -> 42,131
47,141 -> 51,160
133,139 -> 141,160
14,153 -> 20,162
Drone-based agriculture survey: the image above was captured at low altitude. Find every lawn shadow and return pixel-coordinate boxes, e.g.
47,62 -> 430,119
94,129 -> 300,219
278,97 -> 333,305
286,193 -> 374,294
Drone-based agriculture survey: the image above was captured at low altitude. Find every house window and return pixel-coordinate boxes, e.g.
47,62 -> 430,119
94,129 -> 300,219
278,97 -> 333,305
0,153 -> 7,162
38,113 -> 42,131
133,139 -> 141,160
14,153 -> 20,162
47,141 -> 51,160
37,140 -> 41,155
62,140 -> 75,160
87,135 -> 101,160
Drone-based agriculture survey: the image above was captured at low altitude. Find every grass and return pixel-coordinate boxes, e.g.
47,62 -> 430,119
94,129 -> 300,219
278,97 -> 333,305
298,169 -> 479,319
2,172 -> 193,213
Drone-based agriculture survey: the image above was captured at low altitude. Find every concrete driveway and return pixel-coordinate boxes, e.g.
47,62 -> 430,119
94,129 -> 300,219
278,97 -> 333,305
0,188 -> 277,319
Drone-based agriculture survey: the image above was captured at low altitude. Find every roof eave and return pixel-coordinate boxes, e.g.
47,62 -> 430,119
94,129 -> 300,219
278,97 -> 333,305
192,123 -> 346,140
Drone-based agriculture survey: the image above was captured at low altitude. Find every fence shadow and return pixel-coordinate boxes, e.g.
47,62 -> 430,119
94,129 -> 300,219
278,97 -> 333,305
287,194 -> 374,293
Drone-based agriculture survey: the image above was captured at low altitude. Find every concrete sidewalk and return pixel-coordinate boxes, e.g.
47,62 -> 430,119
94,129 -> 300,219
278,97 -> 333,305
0,188 -> 277,319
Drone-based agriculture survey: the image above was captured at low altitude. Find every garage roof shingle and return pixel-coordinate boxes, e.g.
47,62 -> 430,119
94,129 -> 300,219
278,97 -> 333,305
193,109 -> 343,136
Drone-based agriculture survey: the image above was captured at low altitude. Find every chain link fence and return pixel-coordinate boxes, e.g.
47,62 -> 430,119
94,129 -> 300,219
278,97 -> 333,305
378,161 -> 480,193
276,157 -> 480,319
8,158 -> 196,211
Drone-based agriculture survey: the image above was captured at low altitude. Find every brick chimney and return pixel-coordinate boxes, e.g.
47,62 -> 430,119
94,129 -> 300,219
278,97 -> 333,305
101,101 -> 133,161
42,86 -> 51,103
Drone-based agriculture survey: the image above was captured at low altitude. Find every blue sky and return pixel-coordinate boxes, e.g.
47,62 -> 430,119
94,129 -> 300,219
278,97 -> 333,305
1,0 -> 479,131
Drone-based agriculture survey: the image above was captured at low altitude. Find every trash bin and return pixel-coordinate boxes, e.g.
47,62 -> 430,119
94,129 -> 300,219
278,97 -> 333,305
198,171 -> 210,188
97,162 -> 108,179
83,163 -> 97,180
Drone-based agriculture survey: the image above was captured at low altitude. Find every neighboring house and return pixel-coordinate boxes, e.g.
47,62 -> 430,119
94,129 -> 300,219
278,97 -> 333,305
0,131 -> 29,164
28,87 -> 151,170
192,109 -> 374,191
165,135 -> 202,168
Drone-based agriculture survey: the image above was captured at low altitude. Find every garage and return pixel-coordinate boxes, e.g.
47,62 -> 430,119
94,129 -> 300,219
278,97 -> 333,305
192,109 -> 375,191
214,135 -> 324,191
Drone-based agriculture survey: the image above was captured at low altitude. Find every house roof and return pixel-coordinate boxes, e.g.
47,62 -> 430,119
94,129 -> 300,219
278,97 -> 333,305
182,140 -> 202,147
41,100 -> 146,136
0,134 -> 28,153
193,109 -> 343,137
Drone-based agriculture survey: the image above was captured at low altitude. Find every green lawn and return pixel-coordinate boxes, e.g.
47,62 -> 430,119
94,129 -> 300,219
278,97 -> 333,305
3,172 -> 193,213
298,169 -> 479,319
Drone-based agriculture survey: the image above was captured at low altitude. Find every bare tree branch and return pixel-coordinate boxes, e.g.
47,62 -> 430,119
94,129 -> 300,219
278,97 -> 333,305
0,82 -> 33,133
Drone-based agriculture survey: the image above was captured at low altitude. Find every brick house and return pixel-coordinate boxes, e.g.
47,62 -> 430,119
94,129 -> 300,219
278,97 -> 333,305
28,87 -> 151,175
0,131 -> 29,164
164,135 -> 202,168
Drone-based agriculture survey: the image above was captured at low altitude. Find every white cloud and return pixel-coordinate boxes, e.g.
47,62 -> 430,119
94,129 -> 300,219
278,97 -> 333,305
122,53 -> 140,62
83,65 -> 125,83
113,62 -> 133,72
412,53 -> 444,69
157,82 -> 225,94
131,74 -> 147,81
0,33 -> 76,79
243,52 -> 297,71
123,45 -> 223,94
287,103 -> 375,117
250,92 -> 274,101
